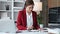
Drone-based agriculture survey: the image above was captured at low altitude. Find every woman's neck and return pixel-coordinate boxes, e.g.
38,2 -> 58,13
27,11 -> 31,15
26,9 -> 32,15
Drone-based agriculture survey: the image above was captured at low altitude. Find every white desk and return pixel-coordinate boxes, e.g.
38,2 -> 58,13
48,28 -> 60,34
0,32 -> 48,34
0,30 -> 48,34
17,32 -> 48,34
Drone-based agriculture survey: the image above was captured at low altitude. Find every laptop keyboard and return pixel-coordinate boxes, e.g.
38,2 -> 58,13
48,24 -> 60,28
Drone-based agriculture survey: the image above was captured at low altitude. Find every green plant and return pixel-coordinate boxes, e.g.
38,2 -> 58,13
37,13 -> 42,24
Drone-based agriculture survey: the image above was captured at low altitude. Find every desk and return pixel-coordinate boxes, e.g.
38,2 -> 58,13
0,32 -> 48,34
17,32 -> 48,34
0,29 -> 48,34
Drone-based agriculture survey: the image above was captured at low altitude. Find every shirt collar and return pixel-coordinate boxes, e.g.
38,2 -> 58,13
26,11 -> 32,16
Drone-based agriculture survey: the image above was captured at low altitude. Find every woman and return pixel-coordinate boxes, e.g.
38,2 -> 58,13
17,0 -> 40,30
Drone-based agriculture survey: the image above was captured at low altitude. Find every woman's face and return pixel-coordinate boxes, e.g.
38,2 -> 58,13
26,5 -> 34,13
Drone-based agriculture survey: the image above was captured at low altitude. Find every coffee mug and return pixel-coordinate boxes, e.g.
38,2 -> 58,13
40,24 -> 43,28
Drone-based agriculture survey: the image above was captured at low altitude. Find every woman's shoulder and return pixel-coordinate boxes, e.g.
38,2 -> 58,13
19,10 -> 24,13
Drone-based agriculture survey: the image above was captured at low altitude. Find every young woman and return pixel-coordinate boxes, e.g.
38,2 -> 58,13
17,0 -> 40,30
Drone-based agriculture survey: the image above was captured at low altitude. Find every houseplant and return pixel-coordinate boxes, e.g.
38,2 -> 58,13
37,13 -> 43,28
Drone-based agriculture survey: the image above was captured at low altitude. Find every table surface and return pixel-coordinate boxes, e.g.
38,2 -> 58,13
0,31 -> 48,34
17,32 -> 48,34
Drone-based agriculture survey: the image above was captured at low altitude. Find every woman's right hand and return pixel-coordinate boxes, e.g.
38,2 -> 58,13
27,26 -> 34,30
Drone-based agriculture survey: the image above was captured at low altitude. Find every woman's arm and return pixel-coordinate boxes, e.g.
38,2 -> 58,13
16,11 -> 27,30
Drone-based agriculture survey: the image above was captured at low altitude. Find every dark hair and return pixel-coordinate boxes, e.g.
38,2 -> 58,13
25,0 -> 34,7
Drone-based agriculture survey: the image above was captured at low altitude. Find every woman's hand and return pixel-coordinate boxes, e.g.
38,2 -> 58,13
37,28 -> 43,31
16,30 -> 21,33
27,26 -> 34,30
